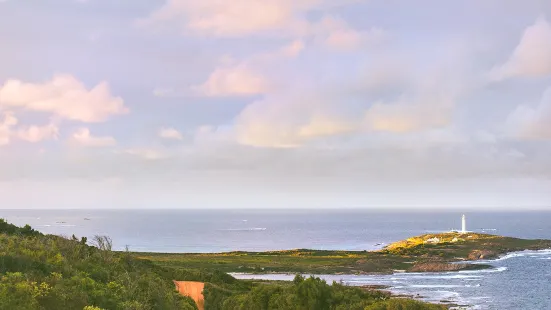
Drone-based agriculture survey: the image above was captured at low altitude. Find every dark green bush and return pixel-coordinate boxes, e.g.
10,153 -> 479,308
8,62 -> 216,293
0,221 -> 197,310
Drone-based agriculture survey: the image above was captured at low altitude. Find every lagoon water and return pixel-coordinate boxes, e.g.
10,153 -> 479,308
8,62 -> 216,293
2,209 -> 551,309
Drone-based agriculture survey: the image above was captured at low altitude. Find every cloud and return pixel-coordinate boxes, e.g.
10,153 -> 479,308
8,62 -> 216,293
121,148 -> 168,160
364,94 -> 453,133
158,127 -> 183,140
0,112 -> 17,146
142,0 -> 318,37
0,74 -> 128,122
318,17 -> 386,51
232,82 -> 455,148
193,125 -> 235,146
507,86 -> 551,140
192,63 -> 270,97
155,38 -> 305,98
297,115 -> 357,140
324,28 -> 363,50
233,92 -> 364,148
235,96 -> 324,148
16,123 -> 59,143
490,17 -> 551,80
213,22 -> 465,148
0,112 -> 58,145
70,128 -> 117,147
141,0 -> 369,46
153,88 -> 180,98
280,40 -> 305,57
192,38 -> 312,97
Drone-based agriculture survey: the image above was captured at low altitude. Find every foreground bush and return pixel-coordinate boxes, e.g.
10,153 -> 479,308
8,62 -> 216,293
365,298 -> 447,310
0,219 -> 197,310
205,275 -> 440,310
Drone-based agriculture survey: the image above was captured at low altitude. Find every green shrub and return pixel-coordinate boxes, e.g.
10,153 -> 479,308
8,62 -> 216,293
365,298 -> 447,310
0,221 -> 197,310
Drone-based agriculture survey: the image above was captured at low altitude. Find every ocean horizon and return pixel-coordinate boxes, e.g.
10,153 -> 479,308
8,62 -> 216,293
2,208 -> 550,253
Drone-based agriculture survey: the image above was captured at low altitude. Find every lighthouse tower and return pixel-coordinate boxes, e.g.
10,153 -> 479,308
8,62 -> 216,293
461,214 -> 466,233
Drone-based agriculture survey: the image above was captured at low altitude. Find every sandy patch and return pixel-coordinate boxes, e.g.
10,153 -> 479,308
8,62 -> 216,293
174,281 -> 205,310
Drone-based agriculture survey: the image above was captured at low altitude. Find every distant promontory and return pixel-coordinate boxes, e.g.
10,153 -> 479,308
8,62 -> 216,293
139,232 -> 551,274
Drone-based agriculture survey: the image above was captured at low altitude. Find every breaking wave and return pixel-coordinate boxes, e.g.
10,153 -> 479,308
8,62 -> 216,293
458,266 -> 507,274
490,249 -> 551,262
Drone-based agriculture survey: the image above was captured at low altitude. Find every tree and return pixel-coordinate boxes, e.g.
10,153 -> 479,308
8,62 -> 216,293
296,277 -> 333,310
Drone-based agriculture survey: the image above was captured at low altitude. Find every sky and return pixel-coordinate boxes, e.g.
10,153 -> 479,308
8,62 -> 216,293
1,0 -> 551,209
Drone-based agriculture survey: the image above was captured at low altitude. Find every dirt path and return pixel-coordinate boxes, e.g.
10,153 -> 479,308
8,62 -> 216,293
174,281 -> 205,310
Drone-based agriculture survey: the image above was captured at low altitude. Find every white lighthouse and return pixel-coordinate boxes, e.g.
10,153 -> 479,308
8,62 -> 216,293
461,214 -> 466,233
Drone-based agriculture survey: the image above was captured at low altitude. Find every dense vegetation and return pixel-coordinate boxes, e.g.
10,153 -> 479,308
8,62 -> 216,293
204,275 -> 445,310
138,250 -> 411,275
0,219 -> 449,309
0,219 -> 197,310
140,232 -> 551,275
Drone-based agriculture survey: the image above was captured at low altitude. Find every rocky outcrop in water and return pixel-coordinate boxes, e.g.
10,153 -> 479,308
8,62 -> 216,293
409,262 -> 465,272
409,262 -> 489,272
468,249 -> 498,260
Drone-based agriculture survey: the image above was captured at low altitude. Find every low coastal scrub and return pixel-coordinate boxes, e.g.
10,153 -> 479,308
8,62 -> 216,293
364,299 -> 446,310
381,232 -> 551,261
0,219 -> 197,310
204,275 -> 445,310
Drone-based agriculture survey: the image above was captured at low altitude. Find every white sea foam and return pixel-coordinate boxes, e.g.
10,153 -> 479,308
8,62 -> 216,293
393,274 -> 482,280
342,279 -> 396,284
490,249 -> 551,262
410,284 -> 465,288
492,252 -> 527,261
418,290 -> 460,300
458,266 -> 507,274
466,296 -> 491,300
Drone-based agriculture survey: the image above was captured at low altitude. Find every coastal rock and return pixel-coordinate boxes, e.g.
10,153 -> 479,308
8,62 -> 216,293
409,262 -> 469,272
424,237 -> 440,244
468,249 -> 498,260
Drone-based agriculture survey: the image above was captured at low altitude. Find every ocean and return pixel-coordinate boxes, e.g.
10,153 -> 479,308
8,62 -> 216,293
2,209 -> 550,309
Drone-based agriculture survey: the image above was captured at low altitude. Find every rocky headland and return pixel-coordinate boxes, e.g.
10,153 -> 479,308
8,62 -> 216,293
139,232 -> 551,274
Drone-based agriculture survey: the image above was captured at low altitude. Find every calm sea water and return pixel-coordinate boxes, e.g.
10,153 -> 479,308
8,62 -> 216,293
2,209 -> 550,309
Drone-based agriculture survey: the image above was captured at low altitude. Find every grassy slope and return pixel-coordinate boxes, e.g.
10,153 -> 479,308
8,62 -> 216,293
138,233 -> 551,274
0,219 -> 199,310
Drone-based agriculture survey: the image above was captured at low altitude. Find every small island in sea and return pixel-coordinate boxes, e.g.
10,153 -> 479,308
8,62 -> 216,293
1,218 -> 550,310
